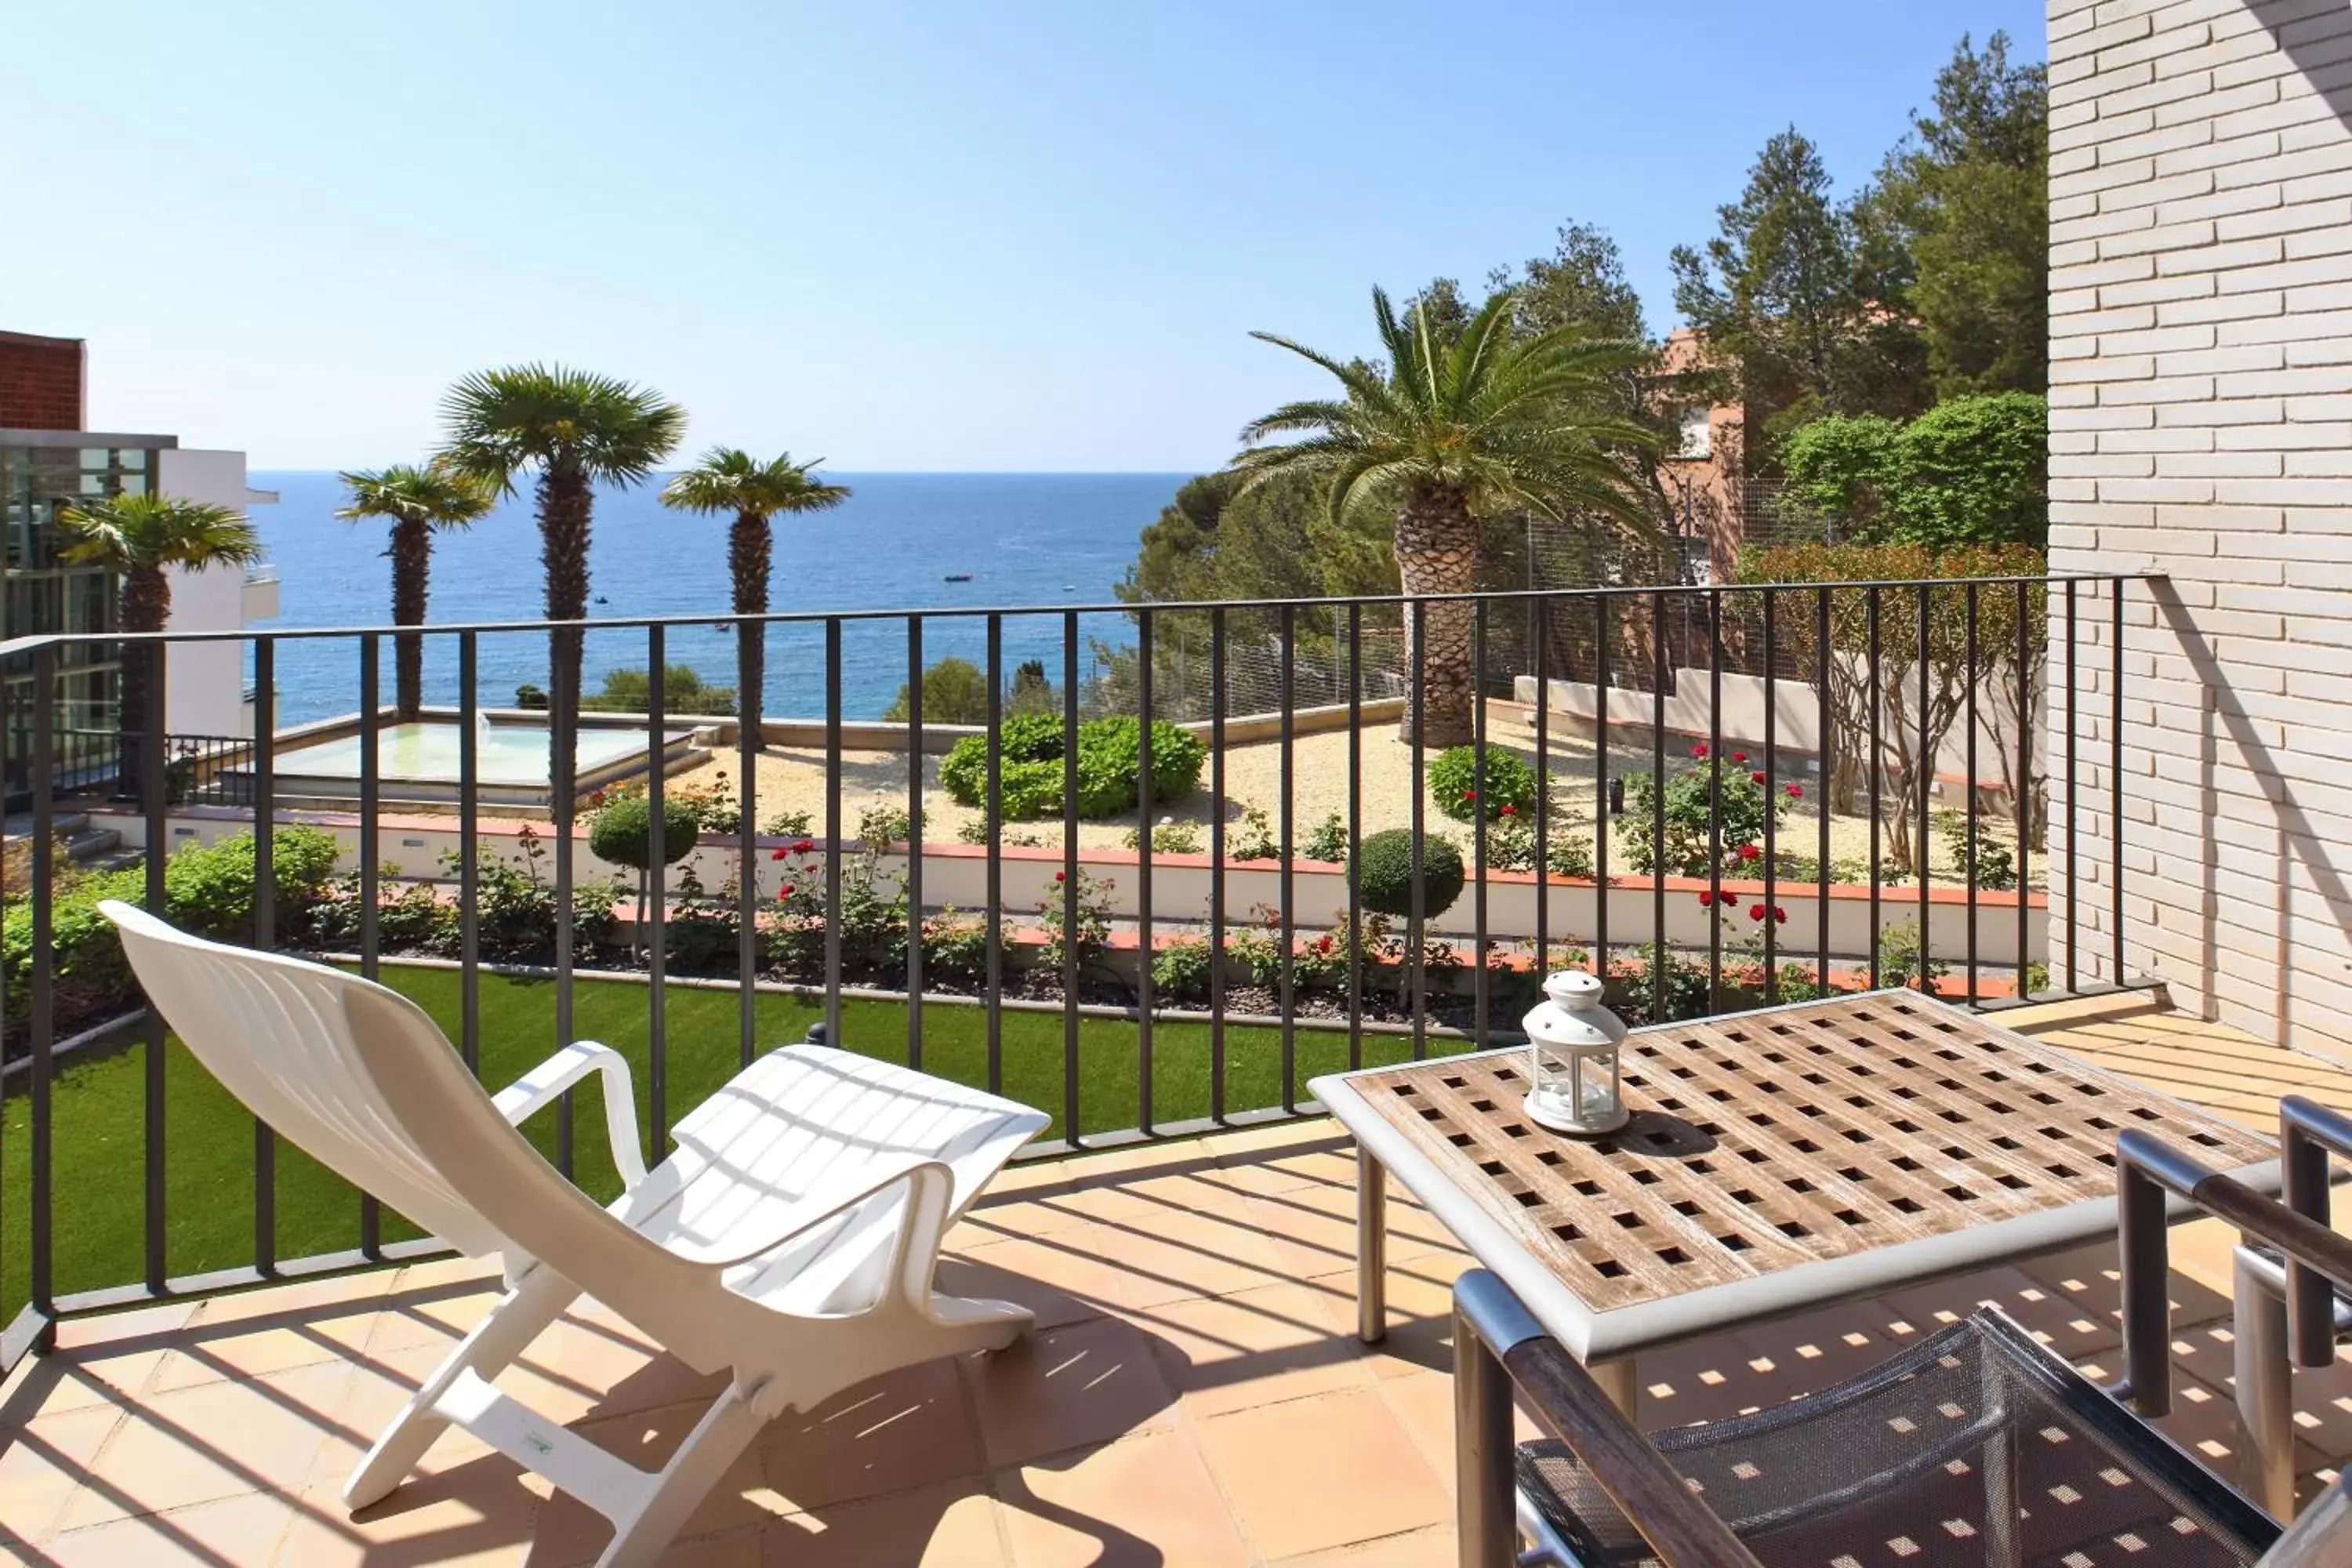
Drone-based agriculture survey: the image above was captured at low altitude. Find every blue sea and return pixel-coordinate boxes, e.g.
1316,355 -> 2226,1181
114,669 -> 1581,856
247,471 -> 1184,724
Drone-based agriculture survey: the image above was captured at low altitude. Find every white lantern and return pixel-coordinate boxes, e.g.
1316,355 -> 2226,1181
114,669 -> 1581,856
1521,969 -> 1630,1136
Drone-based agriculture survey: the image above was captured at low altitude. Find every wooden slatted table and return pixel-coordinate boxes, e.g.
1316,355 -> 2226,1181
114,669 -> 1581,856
1309,991 -> 2279,1409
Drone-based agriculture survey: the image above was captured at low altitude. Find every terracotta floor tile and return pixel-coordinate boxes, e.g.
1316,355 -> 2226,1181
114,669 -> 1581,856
274,1461 -> 539,1566
1129,1282 -> 1374,1418
998,1428 -> 1250,1567
964,1316 -> 1177,1468
40,1487 -> 299,1566
1247,1176 -> 1461,1279
757,1356 -> 983,1512
1301,1256 -> 1468,1380
58,1359 -> 355,1530
152,1315 -> 379,1394
938,1225 -> 1126,1330
1194,1386 -> 1450,1561
1094,1208 -> 1291,1309
1210,1142 -> 1358,1198
368,1283 -> 510,1356
532,1313 -> 728,1421
0,1402 -> 126,1547
2,1344 -> 169,1417
1269,1523 -> 1456,1565
756,1477 -> 1007,1566
1043,1167 -> 1241,1230
1373,1368 -> 1539,1496
49,1301 -> 199,1352
951,1194 -> 1094,1245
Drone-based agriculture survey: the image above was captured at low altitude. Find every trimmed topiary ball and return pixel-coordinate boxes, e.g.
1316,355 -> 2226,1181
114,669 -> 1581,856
588,793 -> 700,871
1356,829 -> 1465,919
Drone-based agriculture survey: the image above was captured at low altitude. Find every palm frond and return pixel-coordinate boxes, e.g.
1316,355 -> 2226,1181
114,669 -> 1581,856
56,493 -> 262,572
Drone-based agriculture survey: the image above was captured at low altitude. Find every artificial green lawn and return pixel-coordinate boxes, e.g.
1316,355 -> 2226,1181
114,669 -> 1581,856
3,966 -> 1463,1319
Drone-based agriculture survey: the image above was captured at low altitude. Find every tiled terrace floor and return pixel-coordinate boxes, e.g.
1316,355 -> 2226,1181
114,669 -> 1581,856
8,994 -> 2352,1566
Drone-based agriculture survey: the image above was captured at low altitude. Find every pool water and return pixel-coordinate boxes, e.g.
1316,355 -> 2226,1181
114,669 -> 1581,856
278,722 -> 689,788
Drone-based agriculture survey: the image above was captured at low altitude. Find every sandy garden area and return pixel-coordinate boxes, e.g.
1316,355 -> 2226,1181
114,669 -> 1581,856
662,703 -> 2042,892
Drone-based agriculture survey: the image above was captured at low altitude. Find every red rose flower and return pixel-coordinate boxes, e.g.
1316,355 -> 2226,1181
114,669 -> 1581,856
1773,906 -> 1788,923
1690,743 -> 1708,759
1732,751 -> 1748,764
1697,891 -> 1714,907
778,884 -> 794,898
1054,871 -> 1066,883
1500,803 -> 1515,816
1787,784 -> 1803,798
1463,789 -> 1478,801
1751,770 -> 1766,785
1738,843 -> 1760,861
771,846 -> 788,861
1749,902 -> 1766,920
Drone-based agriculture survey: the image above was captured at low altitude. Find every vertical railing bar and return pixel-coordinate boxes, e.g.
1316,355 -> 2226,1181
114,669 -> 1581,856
1650,591 -> 1667,1022
735,622 -> 757,1071
984,615 -> 1004,1092
1762,589 -> 1777,1001
1060,612 -> 1080,1143
550,641 -> 575,1176
1279,603 -> 1297,1112
458,633 -> 481,1073
358,633 -> 385,1250
1470,601 -> 1490,1049
30,644 -> 56,1321
1867,590 -> 1883,988
1706,591 -> 1723,1014
1964,582 -> 1980,1006
1209,606 -> 1228,1116
1816,588 -> 1831,996
906,616 -> 924,1069
252,639 -> 278,1274
824,618 -> 844,1049
1345,603 -> 1363,1068
1534,597 -> 1552,978
646,629 -> 668,1151
1592,596 -> 1607,983
1409,599 -> 1428,1059
2111,579 -> 2125,985
2015,580 -> 2033,1000
1916,584 -> 1933,994
1135,608 -> 1155,1132
2065,579 -> 2078,993
142,642 -> 168,1293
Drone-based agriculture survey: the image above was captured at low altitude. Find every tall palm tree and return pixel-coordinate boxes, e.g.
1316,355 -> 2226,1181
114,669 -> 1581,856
336,463 -> 495,720
56,492 -> 263,795
1234,287 -> 1657,745
659,448 -> 850,748
436,365 -> 684,786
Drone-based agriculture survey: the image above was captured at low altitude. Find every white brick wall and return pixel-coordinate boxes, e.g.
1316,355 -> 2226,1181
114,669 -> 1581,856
2050,0 -> 2352,1056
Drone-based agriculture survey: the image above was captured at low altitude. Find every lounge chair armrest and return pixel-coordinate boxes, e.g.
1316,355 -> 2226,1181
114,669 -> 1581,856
492,1040 -> 648,1192
670,1151 -> 956,1272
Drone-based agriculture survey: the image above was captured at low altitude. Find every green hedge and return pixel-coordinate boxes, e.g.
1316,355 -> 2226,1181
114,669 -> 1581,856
3,826 -> 342,1047
938,713 -> 1206,822
1427,745 -> 1540,823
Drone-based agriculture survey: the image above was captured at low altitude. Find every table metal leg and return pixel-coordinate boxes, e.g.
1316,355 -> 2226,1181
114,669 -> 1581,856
1357,1145 -> 1387,1345
1588,1355 -> 1638,1417
1454,1290 -> 1517,1568
2235,1244 -> 2298,1520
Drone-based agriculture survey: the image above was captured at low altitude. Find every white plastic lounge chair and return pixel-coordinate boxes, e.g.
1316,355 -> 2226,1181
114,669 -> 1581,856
100,900 -> 1049,1568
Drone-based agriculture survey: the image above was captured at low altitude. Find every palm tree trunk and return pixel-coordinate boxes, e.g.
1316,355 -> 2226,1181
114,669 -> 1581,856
729,511 -> 770,751
1392,487 -> 1482,746
390,517 -> 431,721
539,466 -> 593,797
117,568 -> 172,801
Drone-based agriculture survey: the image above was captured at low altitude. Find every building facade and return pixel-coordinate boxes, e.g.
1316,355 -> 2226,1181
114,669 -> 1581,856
2049,0 -> 2352,1054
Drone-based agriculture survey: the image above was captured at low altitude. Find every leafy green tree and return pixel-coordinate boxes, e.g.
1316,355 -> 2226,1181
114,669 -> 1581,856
56,493 -> 263,793
884,656 -> 991,724
335,463 -> 496,719
659,448 -> 848,749
1671,129 -> 1926,453
1781,393 -> 2045,549
579,663 -> 735,716
1861,34 -> 2048,397
1234,287 -> 1654,744
1120,472 -> 1232,603
437,364 -> 685,786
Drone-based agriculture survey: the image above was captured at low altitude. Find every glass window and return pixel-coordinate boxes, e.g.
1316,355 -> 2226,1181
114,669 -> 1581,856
1677,407 -> 1712,460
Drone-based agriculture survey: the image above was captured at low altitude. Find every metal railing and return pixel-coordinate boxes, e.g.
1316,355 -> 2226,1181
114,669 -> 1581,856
0,575 -> 2143,1368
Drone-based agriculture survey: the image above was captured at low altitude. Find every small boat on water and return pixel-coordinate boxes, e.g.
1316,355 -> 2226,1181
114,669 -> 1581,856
944,572 -> 974,583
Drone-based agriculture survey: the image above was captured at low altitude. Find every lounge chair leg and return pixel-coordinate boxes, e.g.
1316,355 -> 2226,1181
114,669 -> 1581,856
344,1265 -> 579,1510
594,1385 -> 768,1568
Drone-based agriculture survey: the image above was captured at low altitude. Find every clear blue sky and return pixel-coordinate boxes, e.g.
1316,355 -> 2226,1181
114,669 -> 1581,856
4,2 -> 2044,472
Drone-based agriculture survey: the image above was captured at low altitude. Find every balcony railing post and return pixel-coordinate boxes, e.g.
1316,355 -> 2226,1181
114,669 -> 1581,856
647,630 -> 668,1149
906,615 -> 925,1071
1135,608 -> 1153,1130
1060,612 -> 1080,1142
359,633 -> 385,1250
143,641 -> 169,1293
30,642 -> 57,1326
252,638 -> 278,1273
985,614 -> 1004,1093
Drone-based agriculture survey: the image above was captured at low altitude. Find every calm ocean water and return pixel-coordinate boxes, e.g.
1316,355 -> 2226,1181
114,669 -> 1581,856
247,471 -> 1183,724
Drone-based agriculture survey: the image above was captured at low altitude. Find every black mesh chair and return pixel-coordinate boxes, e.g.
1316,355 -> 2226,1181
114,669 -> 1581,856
1450,1125 -> 2352,1568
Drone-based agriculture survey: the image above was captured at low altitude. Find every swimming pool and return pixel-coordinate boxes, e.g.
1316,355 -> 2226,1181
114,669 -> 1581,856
261,719 -> 702,808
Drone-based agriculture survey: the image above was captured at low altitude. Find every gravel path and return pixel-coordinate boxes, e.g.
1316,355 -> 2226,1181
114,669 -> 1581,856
668,706 -> 2038,891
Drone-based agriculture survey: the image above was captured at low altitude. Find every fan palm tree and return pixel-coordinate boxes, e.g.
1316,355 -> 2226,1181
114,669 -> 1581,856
336,463 -> 496,720
1234,286 -> 1658,745
659,448 -> 850,748
436,365 -> 684,787
56,492 -> 263,796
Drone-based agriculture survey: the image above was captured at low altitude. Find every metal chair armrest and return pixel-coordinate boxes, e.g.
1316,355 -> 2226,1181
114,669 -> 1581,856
492,1040 -> 648,1192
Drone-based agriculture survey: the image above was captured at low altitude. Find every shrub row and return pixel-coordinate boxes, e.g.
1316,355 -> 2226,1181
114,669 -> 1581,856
938,713 -> 1206,822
